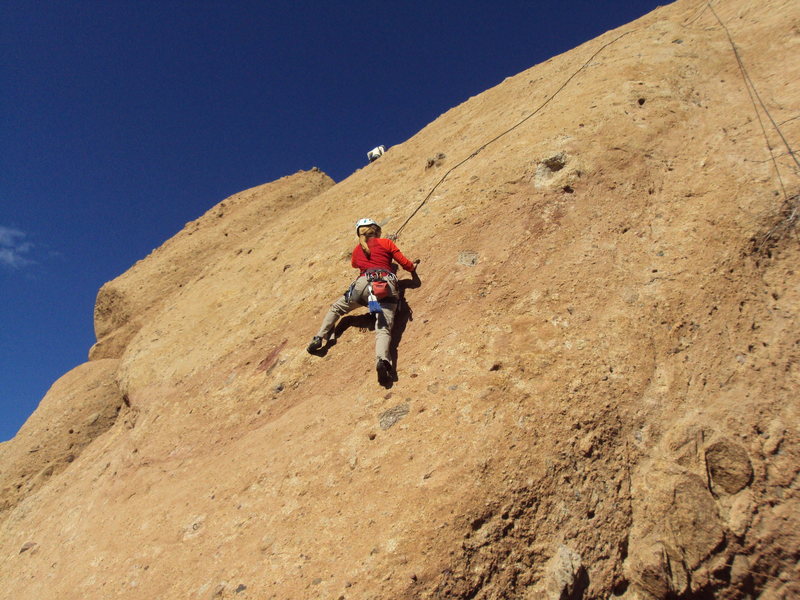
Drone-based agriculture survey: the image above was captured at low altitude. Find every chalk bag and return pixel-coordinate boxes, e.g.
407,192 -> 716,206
367,286 -> 383,314
371,281 -> 390,299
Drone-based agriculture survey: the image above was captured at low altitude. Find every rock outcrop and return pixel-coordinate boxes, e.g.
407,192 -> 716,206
0,360 -> 122,517
1,0 -> 798,598
90,170 -> 335,360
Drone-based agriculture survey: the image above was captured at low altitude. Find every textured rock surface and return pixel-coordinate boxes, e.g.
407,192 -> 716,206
706,438 -> 754,495
89,170 -> 335,360
0,359 -> 122,518
1,0 -> 799,598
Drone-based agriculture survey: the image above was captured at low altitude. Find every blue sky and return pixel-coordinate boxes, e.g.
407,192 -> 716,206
1,0 -> 664,442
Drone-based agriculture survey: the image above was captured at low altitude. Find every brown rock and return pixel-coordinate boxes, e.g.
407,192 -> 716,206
730,554 -> 751,586
625,540 -> 687,599
88,170 -> 334,360
705,438 -> 754,495
18,542 -> 37,554
670,474 -> 726,569
628,468 -> 726,596
1,1 -> 798,598
728,489 -> 755,537
543,545 -> 587,600
379,404 -> 410,430
0,359 -> 121,522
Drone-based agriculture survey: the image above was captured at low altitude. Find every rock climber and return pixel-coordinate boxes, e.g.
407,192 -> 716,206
307,218 -> 419,385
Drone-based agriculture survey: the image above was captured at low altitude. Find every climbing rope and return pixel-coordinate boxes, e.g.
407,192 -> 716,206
701,1 -> 799,246
706,2 -> 799,188
391,29 -> 634,240
393,0 -> 799,243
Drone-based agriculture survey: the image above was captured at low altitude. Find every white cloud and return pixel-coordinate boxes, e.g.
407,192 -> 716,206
0,226 -> 35,269
0,226 -> 24,246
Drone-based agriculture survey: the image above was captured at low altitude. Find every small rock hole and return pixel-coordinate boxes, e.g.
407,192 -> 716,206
470,516 -> 487,531
612,580 -> 629,596
542,153 -> 566,172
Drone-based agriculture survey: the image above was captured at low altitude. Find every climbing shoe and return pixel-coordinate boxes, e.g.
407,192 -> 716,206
306,336 -> 323,353
376,359 -> 393,385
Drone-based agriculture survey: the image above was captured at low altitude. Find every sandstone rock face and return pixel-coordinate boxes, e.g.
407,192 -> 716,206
89,169 -> 335,360
542,545 -> 588,600
0,359 -> 122,520
2,0 -> 799,598
706,438 -> 754,495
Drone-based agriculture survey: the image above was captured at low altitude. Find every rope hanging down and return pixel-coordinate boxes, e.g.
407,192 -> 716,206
706,2 -> 799,180
703,1 -> 799,245
391,30 -> 634,240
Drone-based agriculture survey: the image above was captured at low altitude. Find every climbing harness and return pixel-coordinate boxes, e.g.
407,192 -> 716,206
367,269 -> 398,314
364,268 -> 396,284
342,268 -> 398,313
390,30 -> 634,240
365,268 -> 397,304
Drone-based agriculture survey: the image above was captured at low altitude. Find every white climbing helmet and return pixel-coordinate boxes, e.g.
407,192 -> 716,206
355,218 -> 380,235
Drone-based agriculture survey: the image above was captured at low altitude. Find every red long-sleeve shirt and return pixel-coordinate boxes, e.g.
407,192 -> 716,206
351,238 -> 415,275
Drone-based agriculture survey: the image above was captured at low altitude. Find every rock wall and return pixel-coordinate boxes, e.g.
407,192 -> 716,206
0,360 -> 122,519
90,170 -> 335,360
1,1 -> 798,598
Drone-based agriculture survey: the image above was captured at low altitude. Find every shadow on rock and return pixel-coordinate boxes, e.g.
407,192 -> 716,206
390,270 -> 422,380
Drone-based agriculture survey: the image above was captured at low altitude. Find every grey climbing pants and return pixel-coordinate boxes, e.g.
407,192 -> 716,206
315,275 -> 398,364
